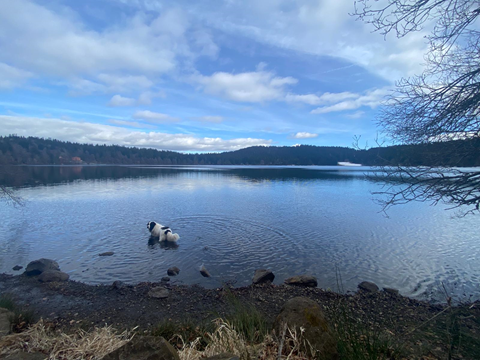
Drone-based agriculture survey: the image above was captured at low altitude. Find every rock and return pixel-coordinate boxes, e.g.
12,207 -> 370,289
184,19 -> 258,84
284,275 -> 317,287
112,281 -> 125,289
101,335 -> 179,360
0,308 -> 13,338
148,287 -> 169,299
4,352 -> 47,360
383,287 -> 399,295
358,281 -> 379,293
161,277 -> 170,282
274,297 -> 338,360
203,353 -> 239,360
252,269 -> 275,285
25,258 -> 60,276
99,252 -> 114,257
12,265 -> 23,271
200,265 -> 211,278
38,270 -> 69,283
167,267 -> 180,276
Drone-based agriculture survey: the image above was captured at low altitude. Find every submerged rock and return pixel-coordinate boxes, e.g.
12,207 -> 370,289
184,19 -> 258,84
252,269 -> 275,285
38,270 -> 69,283
200,265 -> 211,278
99,252 -> 114,257
284,275 -> 317,287
167,267 -> 180,276
161,277 -> 170,282
274,297 -> 338,360
101,336 -> 179,360
25,259 -> 60,276
12,265 -> 23,271
358,281 -> 379,293
148,287 -> 170,299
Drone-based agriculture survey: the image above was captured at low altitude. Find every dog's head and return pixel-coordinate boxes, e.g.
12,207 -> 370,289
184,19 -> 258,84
147,221 -> 157,232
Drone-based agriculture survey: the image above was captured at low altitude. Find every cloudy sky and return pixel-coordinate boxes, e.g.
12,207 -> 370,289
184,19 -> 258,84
0,0 -> 428,152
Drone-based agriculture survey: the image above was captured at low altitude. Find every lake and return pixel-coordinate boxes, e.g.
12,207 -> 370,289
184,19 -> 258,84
0,165 -> 478,302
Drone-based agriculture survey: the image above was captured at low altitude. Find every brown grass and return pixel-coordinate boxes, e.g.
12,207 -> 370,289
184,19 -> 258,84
0,320 -> 135,360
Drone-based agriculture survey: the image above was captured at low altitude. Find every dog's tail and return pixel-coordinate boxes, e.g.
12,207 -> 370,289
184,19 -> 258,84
166,232 -> 180,242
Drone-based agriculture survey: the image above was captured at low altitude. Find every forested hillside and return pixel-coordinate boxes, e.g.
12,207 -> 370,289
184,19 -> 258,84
0,135 -> 478,167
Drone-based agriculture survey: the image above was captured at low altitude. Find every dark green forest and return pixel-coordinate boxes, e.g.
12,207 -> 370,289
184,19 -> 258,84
0,135 -> 478,167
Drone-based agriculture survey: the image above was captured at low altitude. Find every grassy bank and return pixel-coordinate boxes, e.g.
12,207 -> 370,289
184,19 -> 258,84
2,290 -> 479,360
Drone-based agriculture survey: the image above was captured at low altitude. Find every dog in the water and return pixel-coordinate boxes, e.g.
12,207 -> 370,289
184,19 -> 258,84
147,221 -> 180,242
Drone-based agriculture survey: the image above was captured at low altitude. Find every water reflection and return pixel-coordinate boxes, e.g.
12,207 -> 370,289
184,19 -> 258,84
0,165 -> 478,302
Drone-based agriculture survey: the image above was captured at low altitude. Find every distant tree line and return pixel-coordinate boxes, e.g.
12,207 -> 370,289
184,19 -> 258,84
0,135 -> 478,167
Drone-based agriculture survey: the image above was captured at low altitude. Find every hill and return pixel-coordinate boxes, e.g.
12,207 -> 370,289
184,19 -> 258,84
0,135 -> 478,167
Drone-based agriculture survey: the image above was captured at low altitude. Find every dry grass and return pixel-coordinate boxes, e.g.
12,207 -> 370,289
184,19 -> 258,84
177,319 -> 315,360
0,320 -> 135,360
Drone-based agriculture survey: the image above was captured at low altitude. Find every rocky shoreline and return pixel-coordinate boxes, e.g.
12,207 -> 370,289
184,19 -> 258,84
1,259 -> 480,358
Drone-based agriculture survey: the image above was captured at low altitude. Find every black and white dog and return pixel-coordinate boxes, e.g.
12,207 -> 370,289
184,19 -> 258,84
147,221 -> 180,242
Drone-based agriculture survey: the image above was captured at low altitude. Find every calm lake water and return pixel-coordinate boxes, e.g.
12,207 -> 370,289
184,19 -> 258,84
0,165 -> 478,302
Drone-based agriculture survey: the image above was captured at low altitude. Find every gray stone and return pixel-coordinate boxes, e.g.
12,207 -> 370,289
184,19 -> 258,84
358,281 -> 379,293
204,353 -> 239,360
167,267 -> 180,276
38,270 -> 69,283
161,277 -> 170,282
0,308 -> 13,338
383,287 -> 399,295
99,252 -> 114,257
252,269 -> 275,285
200,265 -> 211,278
148,287 -> 169,299
12,265 -> 23,271
284,275 -> 317,287
4,352 -> 47,360
101,336 -> 179,360
112,281 -> 125,289
25,259 -> 60,276
274,297 -> 338,360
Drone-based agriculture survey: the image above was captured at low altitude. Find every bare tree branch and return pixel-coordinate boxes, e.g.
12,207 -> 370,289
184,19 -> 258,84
354,0 -> 480,215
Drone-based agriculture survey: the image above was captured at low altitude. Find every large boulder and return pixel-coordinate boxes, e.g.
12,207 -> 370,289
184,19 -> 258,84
284,275 -> 317,287
274,297 -> 338,360
0,308 -> 13,338
358,281 -> 379,293
38,270 -> 69,283
25,259 -> 60,276
101,336 -> 179,360
252,269 -> 275,285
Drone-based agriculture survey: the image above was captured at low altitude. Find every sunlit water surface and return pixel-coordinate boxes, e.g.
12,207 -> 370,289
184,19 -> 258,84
0,165 -> 478,302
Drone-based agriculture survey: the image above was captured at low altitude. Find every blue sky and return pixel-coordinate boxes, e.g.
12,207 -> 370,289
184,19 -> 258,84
0,0 -> 429,152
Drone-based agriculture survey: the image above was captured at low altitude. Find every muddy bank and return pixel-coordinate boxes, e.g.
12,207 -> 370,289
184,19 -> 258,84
1,273 -> 480,358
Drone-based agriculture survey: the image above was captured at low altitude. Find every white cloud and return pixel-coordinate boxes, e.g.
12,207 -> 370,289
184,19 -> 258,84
291,132 -> 318,139
193,68 -> 297,102
0,1 -> 177,77
108,95 -> 136,107
346,111 -> 365,119
195,116 -> 224,123
108,119 -> 156,128
285,92 -> 358,106
133,110 -> 180,123
311,88 -> 390,114
185,0 -> 428,81
137,91 -> 167,105
0,115 -> 272,151
0,63 -> 32,89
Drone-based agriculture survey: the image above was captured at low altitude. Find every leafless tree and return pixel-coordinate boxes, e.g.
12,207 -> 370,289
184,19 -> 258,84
354,0 -> 480,214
